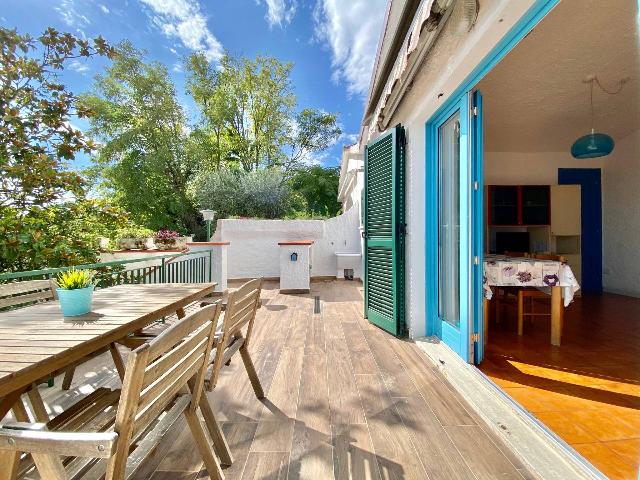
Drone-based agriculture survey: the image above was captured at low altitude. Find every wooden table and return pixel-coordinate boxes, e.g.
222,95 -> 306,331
0,283 -> 215,417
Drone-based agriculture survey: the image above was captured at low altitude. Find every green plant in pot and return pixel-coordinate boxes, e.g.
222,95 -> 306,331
56,269 -> 96,317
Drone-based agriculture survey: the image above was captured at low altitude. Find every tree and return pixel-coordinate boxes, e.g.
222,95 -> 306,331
0,200 -> 130,272
289,166 -> 341,217
189,167 -> 292,219
80,42 -> 196,232
0,27 -> 113,209
186,52 -> 341,171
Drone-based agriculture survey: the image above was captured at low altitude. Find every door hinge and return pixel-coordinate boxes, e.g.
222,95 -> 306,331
473,256 -> 479,265
472,333 -> 480,342
473,106 -> 478,116
473,181 -> 479,190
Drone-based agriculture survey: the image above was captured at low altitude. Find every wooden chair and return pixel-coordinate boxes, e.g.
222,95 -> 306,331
498,254 -> 566,335
494,252 -> 530,324
0,302 -> 232,480
206,278 -> 264,398
0,279 -> 126,392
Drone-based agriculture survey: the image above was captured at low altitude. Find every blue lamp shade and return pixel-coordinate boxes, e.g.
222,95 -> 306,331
571,132 -> 615,159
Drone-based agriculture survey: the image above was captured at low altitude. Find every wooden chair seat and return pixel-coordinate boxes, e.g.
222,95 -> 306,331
1,303 -> 232,480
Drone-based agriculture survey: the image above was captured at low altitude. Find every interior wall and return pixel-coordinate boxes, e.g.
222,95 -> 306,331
601,129 -> 640,297
484,151 -> 607,185
485,128 -> 640,297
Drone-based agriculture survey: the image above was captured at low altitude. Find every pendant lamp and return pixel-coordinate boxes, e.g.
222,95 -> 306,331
571,75 -> 627,159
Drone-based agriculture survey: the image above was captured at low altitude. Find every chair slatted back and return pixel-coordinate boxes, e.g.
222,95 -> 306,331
207,278 -> 262,390
222,278 -> 262,342
532,253 -> 566,262
0,279 -> 57,309
108,302 -> 221,477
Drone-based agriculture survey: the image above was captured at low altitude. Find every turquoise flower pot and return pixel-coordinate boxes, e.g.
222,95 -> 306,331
57,285 -> 95,317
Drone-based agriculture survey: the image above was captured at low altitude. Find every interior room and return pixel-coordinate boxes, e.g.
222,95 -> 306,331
475,1 -> 640,478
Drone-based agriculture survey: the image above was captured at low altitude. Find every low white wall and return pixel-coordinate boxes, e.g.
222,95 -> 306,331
212,206 -> 363,280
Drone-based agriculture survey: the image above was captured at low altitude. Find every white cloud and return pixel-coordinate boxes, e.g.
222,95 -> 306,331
256,0 -> 297,28
313,0 -> 386,98
138,0 -> 223,61
99,4 -> 110,14
55,0 -> 91,28
68,59 -> 90,73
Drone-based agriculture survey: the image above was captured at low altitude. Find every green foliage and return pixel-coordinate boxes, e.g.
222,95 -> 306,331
56,268 -> 94,290
186,52 -> 341,172
289,166 -> 341,217
0,200 -> 130,273
112,226 -> 154,241
79,42 -> 196,233
0,27 -> 113,209
189,168 -> 292,219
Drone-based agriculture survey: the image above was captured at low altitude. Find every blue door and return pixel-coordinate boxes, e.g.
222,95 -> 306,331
558,168 -> 603,294
426,94 -> 472,360
471,91 -> 485,363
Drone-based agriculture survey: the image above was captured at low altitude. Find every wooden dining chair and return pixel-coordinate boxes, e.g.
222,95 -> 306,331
0,302 -> 232,480
494,252 -> 530,324
499,253 -> 566,335
0,279 -> 124,391
206,278 -> 264,398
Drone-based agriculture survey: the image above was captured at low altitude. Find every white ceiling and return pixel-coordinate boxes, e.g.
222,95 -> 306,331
478,0 -> 640,152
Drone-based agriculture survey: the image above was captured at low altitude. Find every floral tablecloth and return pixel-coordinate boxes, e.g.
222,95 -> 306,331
483,255 -> 580,307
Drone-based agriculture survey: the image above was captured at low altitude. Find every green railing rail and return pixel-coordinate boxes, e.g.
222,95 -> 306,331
0,250 -> 213,289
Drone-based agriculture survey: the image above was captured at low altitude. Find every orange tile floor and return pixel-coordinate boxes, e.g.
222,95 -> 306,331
479,293 -> 640,480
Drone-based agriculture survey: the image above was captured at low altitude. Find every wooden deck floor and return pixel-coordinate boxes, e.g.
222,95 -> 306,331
35,280 -> 532,480
480,293 -> 640,480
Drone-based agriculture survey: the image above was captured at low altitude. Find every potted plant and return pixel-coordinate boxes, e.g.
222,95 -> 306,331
154,229 -> 179,250
115,226 -> 154,250
56,269 -> 95,317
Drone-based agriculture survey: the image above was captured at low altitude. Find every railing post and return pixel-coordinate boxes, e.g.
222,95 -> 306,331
208,249 -> 213,283
161,258 -> 166,283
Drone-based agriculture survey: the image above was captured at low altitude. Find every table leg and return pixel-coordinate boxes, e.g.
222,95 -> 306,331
551,286 -> 562,346
517,292 -> 524,336
27,384 -> 49,422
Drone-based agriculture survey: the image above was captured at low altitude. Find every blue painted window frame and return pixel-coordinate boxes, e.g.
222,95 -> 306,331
424,0 -> 560,361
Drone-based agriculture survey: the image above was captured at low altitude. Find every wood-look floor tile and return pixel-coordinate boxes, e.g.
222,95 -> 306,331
354,374 -> 429,479
218,422 -> 259,480
327,338 -> 366,425
150,471 -> 198,480
261,347 -> 305,420
332,424 -> 381,480
241,452 -> 289,480
445,425 -> 524,480
395,395 -> 475,479
251,419 -> 296,453
304,314 -> 325,355
362,329 -> 417,398
341,322 -> 378,374
287,420 -> 334,480
296,353 -> 330,434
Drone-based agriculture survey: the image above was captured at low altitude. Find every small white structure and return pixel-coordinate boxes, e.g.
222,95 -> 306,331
278,241 -> 313,293
186,242 -> 229,293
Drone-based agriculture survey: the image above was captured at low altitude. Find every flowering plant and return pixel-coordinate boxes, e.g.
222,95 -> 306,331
155,229 -> 179,241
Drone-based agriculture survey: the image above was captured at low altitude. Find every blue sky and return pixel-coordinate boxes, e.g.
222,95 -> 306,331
1,0 -> 387,168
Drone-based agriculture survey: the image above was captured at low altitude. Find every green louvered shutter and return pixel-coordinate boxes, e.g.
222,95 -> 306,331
363,125 -> 406,336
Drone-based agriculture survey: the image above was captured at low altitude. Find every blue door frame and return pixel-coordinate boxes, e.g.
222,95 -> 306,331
424,0 -> 560,363
558,168 -> 603,294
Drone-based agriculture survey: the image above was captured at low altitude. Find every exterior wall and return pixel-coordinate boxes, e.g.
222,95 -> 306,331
362,0 -> 535,337
212,206 -> 363,280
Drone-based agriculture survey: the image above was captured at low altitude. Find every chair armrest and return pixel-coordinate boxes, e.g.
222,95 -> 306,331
0,422 -> 118,458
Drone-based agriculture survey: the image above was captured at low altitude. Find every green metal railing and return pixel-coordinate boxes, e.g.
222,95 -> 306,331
0,250 -> 213,288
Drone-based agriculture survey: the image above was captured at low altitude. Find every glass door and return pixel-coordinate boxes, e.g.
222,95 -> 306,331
427,94 -> 471,360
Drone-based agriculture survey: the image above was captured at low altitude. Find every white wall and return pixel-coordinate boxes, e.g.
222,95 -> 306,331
484,151 -> 606,185
601,130 -> 640,297
212,206 -> 363,280
363,0 -> 535,337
